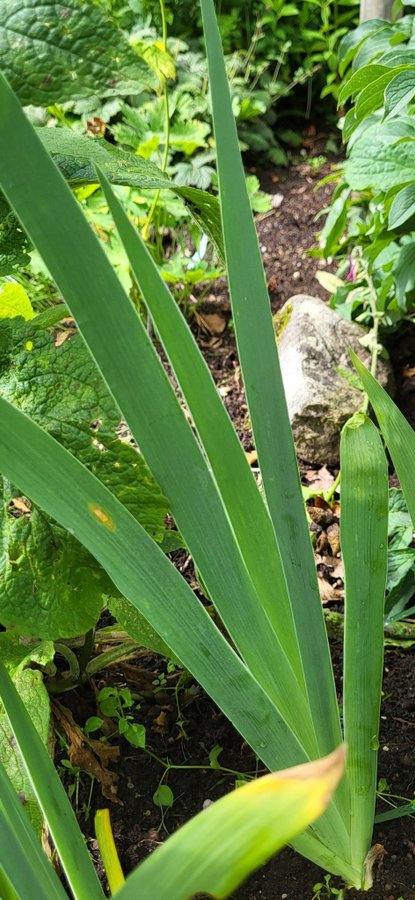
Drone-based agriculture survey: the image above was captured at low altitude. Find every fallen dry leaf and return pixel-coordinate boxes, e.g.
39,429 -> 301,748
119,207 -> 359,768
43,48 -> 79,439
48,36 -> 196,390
303,465 -> 335,494
327,522 -> 340,557
54,330 -> 72,348
245,450 -> 258,466
53,701 -> 121,804
194,310 -> 227,335
318,576 -> 344,605
403,366 -> 415,379
9,497 -> 31,517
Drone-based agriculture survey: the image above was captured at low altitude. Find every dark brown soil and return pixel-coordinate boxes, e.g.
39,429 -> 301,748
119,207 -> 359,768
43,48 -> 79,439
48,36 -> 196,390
60,150 -> 415,899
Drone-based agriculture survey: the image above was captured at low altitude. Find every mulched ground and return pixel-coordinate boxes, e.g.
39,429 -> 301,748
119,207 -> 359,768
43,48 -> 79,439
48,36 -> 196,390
58,140 -> 415,899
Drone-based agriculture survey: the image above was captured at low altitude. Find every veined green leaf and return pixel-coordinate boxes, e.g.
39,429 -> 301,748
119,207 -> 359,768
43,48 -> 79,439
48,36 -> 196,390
199,0 -> 342,764
0,192 -> 31,277
394,241 -> 415,307
0,72 -> 316,750
341,414 -> 388,881
388,184 -> 415,229
0,283 -> 33,320
0,319 -> 169,638
0,660 -> 104,900
37,128 -> 223,257
345,123 -> 415,191
114,748 -> 346,900
0,0 -> 156,106
337,64 -> 389,105
384,70 -> 415,118
355,67 -> 413,118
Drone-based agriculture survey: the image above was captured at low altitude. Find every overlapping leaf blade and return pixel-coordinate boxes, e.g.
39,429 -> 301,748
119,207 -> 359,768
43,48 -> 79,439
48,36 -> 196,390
0,763 -> 67,900
0,72 -> 316,749
98,170 -> 304,688
114,749 -> 345,900
199,0 -> 342,762
0,660 -> 104,900
0,397 -> 306,773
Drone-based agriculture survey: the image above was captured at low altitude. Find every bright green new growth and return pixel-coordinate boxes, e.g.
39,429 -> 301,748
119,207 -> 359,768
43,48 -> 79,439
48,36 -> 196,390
0,0 -> 406,890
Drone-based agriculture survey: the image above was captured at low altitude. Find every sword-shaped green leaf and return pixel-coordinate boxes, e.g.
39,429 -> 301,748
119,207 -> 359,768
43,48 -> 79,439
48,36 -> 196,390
199,0 -> 342,763
0,662 -> 104,900
341,413 -> 388,882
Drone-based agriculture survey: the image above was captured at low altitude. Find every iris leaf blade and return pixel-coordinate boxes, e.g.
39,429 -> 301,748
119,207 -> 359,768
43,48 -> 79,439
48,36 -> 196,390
0,72 -> 313,748
199,0 -> 342,761
0,662 -> 104,900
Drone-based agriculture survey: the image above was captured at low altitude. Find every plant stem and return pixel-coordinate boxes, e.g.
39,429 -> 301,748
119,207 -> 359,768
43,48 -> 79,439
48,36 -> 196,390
324,609 -> 415,646
86,641 -> 142,676
362,269 -> 381,415
142,0 -> 171,243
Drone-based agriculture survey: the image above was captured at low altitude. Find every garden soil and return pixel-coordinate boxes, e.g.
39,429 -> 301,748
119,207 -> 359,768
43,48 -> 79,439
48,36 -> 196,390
62,151 -> 415,900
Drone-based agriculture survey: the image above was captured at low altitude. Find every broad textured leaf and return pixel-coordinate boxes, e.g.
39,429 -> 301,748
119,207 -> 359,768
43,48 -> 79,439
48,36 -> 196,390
0,319 -> 169,638
338,20 -> 386,75
388,488 -> 413,549
115,748 -> 345,900
354,67 -> 413,119
338,64 -> 389,105
394,241 -> 415,307
0,0 -> 156,106
384,70 -> 415,118
345,123 -> 415,191
0,487 -> 110,638
37,128 -> 223,256
0,283 -> 34,320
0,632 -> 53,833
388,184 -> 415,229
0,192 -> 31,276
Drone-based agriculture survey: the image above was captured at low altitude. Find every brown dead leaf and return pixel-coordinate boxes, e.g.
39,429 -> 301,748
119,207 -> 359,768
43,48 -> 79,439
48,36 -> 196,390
8,497 -> 31,517
87,116 -> 106,137
308,505 -> 336,528
318,576 -> 344,605
327,522 -> 340,557
194,311 -> 227,335
54,330 -> 72,348
245,450 -> 258,466
52,701 -> 121,804
316,554 -> 344,581
403,365 -> 415,379
303,465 -> 334,494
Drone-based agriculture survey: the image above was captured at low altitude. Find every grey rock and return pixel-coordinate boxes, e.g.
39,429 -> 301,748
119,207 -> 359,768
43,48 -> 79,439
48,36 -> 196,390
274,294 -> 393,465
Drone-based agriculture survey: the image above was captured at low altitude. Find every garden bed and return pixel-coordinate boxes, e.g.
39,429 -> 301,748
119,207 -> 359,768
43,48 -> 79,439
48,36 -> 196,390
56,156 -> 415,900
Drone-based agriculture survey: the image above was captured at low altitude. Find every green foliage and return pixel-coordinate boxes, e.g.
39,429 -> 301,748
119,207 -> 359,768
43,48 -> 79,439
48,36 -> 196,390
0,0 -> 409,891
0,0 -> 156,106
0,193 -> 31,277
0,317 -> 169,639
0,632 -> 53,833
318,11 -> 415,332
97,686 -> 146,749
